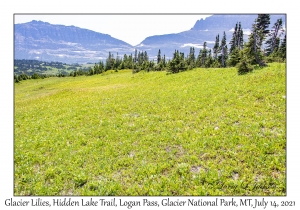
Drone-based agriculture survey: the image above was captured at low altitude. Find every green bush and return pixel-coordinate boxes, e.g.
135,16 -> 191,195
237,58 -> 253,75
237,51 -> 254,75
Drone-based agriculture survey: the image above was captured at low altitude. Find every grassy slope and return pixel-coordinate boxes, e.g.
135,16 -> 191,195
14,63 -> 286,196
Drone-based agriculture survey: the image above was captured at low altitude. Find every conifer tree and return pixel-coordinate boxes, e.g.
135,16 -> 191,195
256,14 -> 271,36
237,22 -> 244,50
228,22 -> 244,67
134,49 -> 138,63
144,51 -> 149,62
227,48 -> 241,67
14,74 -> 20,83
237,50 -> 254,75
220,32 -> 228,67
205,49 -> 213,68
213,34 -> 220,59
137,51 -> 141,65
265,18 -> 284,56
196,49 -> 202,67
201,42 -> 208,66
230,22 -> 244,53
168,50 -> 187,73
99,61 -> 104,72
157,49 -> 161,64
114,52 -> 122,69
187,47 -> 196,69
190,47 -> 195,63
278,34 -> 286,59
245,14 -> 270,66
128,54 -> 133,69
31,72 -> 41,79
230,23 -> 238,53
106,52 -> 115,70
168,50 -> 180,73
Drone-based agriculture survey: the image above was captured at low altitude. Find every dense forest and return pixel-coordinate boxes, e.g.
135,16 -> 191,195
14,14 -> 286,83
14,60 -> 68,71
14,59 -> 93,81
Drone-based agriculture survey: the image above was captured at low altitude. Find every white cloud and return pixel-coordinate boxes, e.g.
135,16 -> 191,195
180,43 -> 203,48
243,29 -> 252,35
229,28 -> 252,35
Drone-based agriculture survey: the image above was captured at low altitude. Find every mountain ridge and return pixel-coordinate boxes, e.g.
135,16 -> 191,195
14,20 -> 134,63
14,15 -> 286,63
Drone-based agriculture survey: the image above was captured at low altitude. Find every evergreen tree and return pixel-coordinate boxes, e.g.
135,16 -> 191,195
31,72 -> 41,79
120,54 -> 128,70
168,50 -> 187,73
229,23 -> 238,53
220,32 -> 228,67
196,49 -> 202,67
237,50 -> 254,75
245,14 -> 270,66
14,74 -> 19,83
237,22 -> 244,50
213,34 -> 220,59
227,48 -> 241,67
148,60 -> 155,71
127,54 -> 133,69
15,72 -> 30,82
144,51 -> 149,62
168,50 -> 179,73
229,22 -> 244,53
106,52 -> 115,70
137,51 -> 141,65
99,61 -> 105,72
205,49 -> 213,68
134,49 -> 138,63
115,52 -> 122,69
201,42 -> 208,66
187,47 -> 196,69
228,22 -> 244,67
278,34 -> 286,60
190,47 -> 195,63
256,14 -> 271,36
265,18 -> 284,56
180,52 -> 185,69
157,49 -> 161,64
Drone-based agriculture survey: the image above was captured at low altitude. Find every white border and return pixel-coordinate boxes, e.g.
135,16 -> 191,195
1,1 -> 298,209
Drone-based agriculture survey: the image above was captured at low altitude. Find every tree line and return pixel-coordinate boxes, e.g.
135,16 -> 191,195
14,14 -> 286,83
14,60 -> 68,71
90,14 -> 285,75
165,14 -> 285,74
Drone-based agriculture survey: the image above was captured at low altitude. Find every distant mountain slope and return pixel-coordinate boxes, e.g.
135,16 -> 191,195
14,15 -> 286,63
137,14 -> 286,59
14,20 -> 134,63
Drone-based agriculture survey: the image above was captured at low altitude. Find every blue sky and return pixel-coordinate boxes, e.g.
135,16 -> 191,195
14,14 -> 211,46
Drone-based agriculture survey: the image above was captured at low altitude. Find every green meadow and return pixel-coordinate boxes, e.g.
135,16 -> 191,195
14,63 -> 286,196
